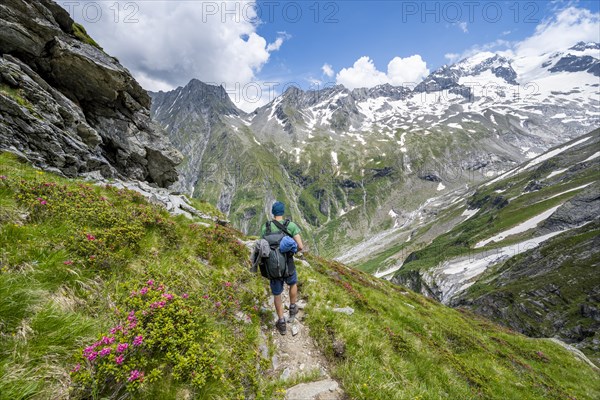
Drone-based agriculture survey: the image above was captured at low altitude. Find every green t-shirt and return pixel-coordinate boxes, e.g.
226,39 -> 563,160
261,220 -> 301,237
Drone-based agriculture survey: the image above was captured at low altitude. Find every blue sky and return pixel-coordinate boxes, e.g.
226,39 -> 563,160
255,0 -> 600,87
65,0 -> 600,111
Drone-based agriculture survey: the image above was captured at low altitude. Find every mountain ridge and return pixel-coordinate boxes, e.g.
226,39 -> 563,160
0,0 -> 182,187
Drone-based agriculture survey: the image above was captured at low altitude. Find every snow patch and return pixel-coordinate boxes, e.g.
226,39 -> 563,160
581,151 -> 600,163
475,204 -> 562,248
461,208 -> 479,220
546,168 -> 568,179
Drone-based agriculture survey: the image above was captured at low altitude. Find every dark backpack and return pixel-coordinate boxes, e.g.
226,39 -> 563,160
260,219 -> 293,279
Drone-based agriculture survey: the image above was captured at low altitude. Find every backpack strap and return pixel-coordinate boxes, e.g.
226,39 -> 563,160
265,221 -> 272,235
272,219 -> 294,238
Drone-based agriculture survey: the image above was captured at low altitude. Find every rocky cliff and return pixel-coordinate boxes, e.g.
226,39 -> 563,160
0,0 -> 181,187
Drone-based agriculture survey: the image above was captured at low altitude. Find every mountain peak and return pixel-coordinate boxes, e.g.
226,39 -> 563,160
150,79 -> 242,121
569,41 -> 600,51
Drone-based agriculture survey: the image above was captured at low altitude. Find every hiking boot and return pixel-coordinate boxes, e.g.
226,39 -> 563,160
276,318 -> 286,335
288,303 -> 299,322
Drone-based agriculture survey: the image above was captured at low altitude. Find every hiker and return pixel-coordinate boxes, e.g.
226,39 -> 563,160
254,201 -> 304,335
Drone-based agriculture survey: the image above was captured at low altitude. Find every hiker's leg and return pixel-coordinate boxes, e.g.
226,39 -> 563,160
287,271 -> 298,305
274,294 -> 284,319
289,283 -> 298,305
270,279 -> 285,319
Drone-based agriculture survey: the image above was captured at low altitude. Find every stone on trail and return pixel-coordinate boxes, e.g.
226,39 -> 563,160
285,379 -> 342,400
332,307 -> 355,315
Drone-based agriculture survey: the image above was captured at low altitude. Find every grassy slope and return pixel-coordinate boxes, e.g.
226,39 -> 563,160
454,221 -> 600,366
393,130 -> 600,278
302,255 -> 600,399
0,152 -> 599,399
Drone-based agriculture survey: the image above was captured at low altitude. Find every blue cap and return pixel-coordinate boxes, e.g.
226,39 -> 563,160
272,201 -> 285,216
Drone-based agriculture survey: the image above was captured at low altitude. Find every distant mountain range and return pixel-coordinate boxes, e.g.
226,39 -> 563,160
150,41 -> 599,252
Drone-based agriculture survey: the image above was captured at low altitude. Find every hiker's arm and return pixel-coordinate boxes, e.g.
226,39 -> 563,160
293,234 -> 304,251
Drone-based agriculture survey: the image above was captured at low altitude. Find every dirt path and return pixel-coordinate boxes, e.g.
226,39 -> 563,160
264,274 -> 345,400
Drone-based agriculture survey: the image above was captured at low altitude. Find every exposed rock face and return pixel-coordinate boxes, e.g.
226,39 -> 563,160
0,0 -> 181,187
451,222 -> 600,366
539,183 -> 600,233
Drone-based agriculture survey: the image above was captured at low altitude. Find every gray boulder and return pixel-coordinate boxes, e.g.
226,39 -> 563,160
0,0 -> 181,187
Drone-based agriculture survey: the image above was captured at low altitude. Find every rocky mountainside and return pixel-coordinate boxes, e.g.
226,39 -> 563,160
369,129 -> 599,363
0,0 -> 181,187
150,41 -> 599,251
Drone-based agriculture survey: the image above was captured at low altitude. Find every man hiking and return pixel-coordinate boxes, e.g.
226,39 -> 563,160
260,201 -> 304,335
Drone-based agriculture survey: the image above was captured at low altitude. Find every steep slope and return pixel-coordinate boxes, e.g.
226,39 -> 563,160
452,221 -> 600,366
151,42 -> 599,254
0,0 -> 181,187
371,129 -> 600,363
1,152 -> 599,399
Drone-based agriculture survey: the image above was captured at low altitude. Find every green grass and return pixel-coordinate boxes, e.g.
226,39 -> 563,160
1,152 -> 598,399
0,83 -> 38,117
71,23 -> 102,50
0,153 -> 280,399
302,255 -> 600,399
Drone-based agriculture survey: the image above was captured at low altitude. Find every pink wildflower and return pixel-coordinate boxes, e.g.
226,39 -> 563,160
100,336 -> 115,345
117,343 -> 129,353
133,335 -> 143,346
87,351 -> 98,361
139,287 -> 148,295
146,279 -> 154,286
128,321 -> 137,329
130,290 -> 137,297
127,311 -> 136,322
215,301 -> 222,308
0,175 -> 6,180
63,260 -> 73,265
182,293 -> 189,299
115,355 -> 124,365
89,255 -> 96,260
83,343 -> 98,356
162,293 -> 174,300
128,370 -> 144,382
224,282 -> 232,287
109,326 -> 123,335
150,301 -> 166,309
99,347 -> 111,357
202,295 -> 209,299
71,363 -> 81,373
86,234 -> 96,241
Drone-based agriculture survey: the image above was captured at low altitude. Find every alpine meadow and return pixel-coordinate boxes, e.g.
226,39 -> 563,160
0,1 -> 599,399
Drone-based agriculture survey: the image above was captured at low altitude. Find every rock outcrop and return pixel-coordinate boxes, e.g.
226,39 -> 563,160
0,0 -> 181,187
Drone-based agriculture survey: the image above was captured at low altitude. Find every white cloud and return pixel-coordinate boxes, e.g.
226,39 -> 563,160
457,21 -> 468,33
336,55 -> 429,89
321,63 -> 334,77
64,1 -> 285,112
336,57 -> 388,89
514,6 -> 600,57
444,53 -> 460,63
387,55 -> 430,85
442,6 -> 599,69
266,32 -> 291,52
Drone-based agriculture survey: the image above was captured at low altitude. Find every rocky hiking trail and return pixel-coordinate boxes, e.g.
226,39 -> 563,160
262,263 -> 345,400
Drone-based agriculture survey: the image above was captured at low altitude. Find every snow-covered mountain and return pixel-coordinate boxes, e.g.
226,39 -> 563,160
249,41 -> 598,148
150,42 -> 599,254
